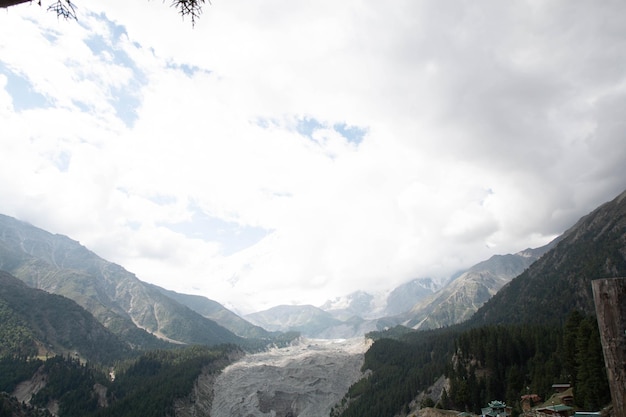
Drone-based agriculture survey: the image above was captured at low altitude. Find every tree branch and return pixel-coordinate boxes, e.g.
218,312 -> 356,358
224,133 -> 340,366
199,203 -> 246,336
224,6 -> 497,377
0,0 -> 31,8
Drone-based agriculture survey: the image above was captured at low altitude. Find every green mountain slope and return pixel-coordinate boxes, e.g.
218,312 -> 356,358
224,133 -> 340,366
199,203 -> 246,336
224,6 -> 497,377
0,270 -> 130,363
468,189 -> 626,327
0,345 -> 239,417
0,215 -> 243,347
151,285 -> 275,339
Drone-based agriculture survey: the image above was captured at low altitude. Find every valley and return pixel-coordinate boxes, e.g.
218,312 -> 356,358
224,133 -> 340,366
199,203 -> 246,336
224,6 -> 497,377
0,188 -> 624,417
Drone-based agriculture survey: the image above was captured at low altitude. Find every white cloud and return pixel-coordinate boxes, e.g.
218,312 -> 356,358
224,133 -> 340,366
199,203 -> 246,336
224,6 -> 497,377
1,0 -> 626,314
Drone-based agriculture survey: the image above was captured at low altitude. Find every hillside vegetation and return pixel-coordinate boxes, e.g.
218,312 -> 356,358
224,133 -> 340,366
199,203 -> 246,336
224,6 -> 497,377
0,271 -> 130,363
1,345 -> 238,417
337,312 -> 608,417
337,190 -> 626,417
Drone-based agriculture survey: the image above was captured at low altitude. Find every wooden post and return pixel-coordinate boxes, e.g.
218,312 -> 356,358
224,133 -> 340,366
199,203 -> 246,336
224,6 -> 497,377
592,278 -> 626,417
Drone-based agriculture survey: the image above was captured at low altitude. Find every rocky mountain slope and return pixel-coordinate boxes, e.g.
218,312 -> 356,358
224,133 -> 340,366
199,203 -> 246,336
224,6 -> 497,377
0,214 -> 244,347
400,246 -> 552,329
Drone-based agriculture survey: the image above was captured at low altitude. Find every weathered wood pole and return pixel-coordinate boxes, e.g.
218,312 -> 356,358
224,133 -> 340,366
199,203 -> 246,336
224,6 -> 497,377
592,278 -> 626,417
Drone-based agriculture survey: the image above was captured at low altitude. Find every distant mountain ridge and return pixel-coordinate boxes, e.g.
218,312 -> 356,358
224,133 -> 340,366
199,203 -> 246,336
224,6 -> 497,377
245,304 -> 342,335
248,247 -> 549,338
398,245 -> 553,329
0,193 -> 603,344
0,214 -> 246,347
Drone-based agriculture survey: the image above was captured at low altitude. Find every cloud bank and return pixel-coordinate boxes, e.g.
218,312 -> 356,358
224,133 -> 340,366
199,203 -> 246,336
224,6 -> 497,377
1,0 -> 625,313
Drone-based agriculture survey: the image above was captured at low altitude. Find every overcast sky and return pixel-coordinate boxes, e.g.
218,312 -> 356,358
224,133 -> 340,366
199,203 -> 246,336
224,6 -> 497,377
1,0 -> 625,314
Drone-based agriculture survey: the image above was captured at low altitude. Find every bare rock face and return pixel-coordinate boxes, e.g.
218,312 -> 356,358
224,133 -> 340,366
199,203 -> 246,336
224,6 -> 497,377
12,365 -> 47,404
210,338 -> 371,417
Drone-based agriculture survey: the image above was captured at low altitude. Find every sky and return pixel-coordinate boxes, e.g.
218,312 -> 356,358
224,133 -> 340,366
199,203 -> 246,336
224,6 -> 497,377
1,0 -> 625,314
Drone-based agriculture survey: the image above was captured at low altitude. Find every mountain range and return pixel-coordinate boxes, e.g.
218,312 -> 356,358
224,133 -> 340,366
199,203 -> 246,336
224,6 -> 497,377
0,188 -> 624,349
245,247 -> 550,337
0,208 -> 558,344
0,188 -> 624,417
0,214 -> 280,352
0,207 -> 557,345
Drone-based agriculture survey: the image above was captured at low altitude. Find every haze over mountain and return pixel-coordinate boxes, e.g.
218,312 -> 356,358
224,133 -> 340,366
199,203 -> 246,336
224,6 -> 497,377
0,209 -> 557,341
0,214 -> 254,348
320,290 -> 383,320
319,278 -> 442,320
399,246 -> 553,330
0,189 -> 623,343
247,245 -> 551,337
383,277 -> 441,317
246,305 -> 342,335
0,192 -> 610,343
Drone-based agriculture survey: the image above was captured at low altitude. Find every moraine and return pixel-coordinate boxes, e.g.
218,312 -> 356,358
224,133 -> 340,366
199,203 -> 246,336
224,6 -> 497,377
210,337 -> 371,417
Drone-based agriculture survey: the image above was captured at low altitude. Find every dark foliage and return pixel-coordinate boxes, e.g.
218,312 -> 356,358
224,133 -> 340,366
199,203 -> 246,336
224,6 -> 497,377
173,0 -> 207,26
90,344 -> 237,417
0,356 -> 43,393
0,299 -> 38,358
46,0 -> 76,20
2,0 -> 207,24
337,328 -> 458,417
0,271 -> 131,364
0,392 -> 52,417
338,312 -> 609,417
0,345 -> 237,417
31,355 -> 103,417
